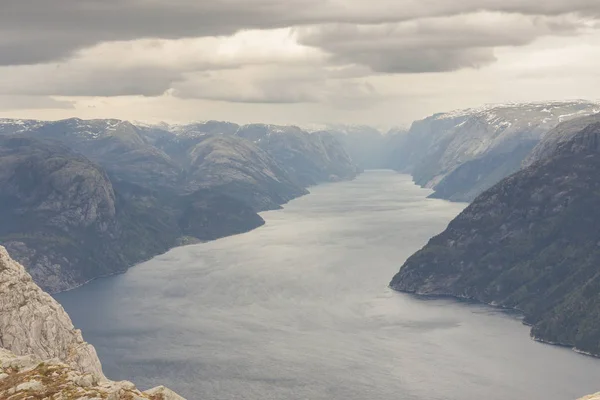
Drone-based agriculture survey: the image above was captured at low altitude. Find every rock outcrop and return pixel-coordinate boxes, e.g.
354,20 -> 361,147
391,119 -> 600,356
0,349 -> 184,400
0,246 -> 185,399
0,245 -> 103,380
581,393 -> 600,400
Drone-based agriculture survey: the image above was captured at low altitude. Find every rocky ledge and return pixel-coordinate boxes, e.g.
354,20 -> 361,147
0,348 -> 184,400
0,245 -> 185,399
581,393 -> 600,400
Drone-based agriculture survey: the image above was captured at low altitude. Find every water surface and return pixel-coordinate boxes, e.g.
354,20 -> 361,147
56,171 -> 600,400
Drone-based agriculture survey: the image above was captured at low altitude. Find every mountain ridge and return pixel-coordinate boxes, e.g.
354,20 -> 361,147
388,100 -> 600,202
0,117 -> 359,292
391,117 -> 600,356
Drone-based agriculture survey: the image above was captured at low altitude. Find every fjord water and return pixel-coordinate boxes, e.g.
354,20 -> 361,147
56,171 -> 600,400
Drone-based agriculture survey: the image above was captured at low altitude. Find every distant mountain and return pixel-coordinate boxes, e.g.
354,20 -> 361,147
0,117 -> 359,291
173,134 -> 307,210
235,124 -> 361,186
524,113 -> 600,167
22,118 -> 182,190
391,116 -> 600,356
306,124 -> 387,170
388,101 -> 600,202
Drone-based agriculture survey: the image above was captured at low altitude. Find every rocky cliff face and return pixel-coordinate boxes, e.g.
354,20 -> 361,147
0,246 -> 184,399
581,393 -> 600,400
391,120 -> 600,356
0,136 -> 124,292
388,101 -> 600,202
0,245 -> 103,379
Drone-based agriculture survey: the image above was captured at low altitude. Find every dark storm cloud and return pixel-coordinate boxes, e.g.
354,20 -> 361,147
2,0 -> 600,66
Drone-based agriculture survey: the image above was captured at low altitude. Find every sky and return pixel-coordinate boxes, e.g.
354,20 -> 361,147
1,0 -> 600,128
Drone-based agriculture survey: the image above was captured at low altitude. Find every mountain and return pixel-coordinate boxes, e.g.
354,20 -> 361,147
22,118 -> 183,190
147,130 -> 307,211
390,118 -> 600,356
0,117 -> 359,292
236,124 -> 361,186
388,101 -> 600,202
0,135 -> 271,292
0,136 -> 126,292
0,118 -> 46,134
524,114 -> 600,167
0,245 -> 184,399
307,124 -> 392,169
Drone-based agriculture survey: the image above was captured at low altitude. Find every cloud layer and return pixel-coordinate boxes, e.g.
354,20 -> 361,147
3,0 -> 600,66
1,0 -> 600,124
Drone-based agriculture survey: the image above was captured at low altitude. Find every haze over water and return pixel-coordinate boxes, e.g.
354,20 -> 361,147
56,170 -> 600,400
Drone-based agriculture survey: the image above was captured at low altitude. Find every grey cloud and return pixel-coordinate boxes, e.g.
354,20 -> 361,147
0,65 -> 182,97
0,96 -> 75,110
171,67 -> 383,106
297,14 -> 582,73
2,0 -> 600,66
171,69 -> 322,104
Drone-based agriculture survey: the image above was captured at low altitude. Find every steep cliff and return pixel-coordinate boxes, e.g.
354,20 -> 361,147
0,245 -> 103,379
0,136 -> 125,292
0,246 -> 184,399
391,121 -> 600,355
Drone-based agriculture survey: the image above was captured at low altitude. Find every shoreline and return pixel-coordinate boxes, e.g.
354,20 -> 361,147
50,174 -> 362,295
391,286 -> 600,360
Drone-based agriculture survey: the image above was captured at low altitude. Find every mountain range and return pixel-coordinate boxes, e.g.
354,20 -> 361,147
0,118 -> 360,292
389,101 -> 600,201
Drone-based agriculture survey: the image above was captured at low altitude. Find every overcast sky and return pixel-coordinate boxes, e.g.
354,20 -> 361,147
1,0 -> 599,128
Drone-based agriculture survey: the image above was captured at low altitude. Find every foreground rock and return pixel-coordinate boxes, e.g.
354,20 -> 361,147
581,393 -> 600,400
0,245 -> 185,399
0,246 -> 103,380
0,347 -> 184,399
391,119 -> 600,356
